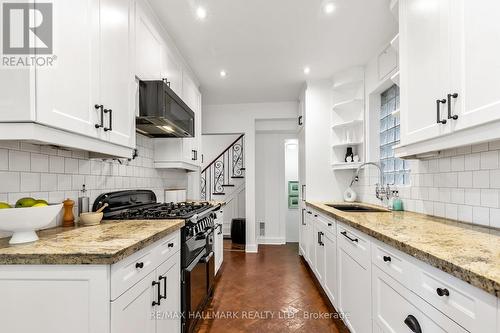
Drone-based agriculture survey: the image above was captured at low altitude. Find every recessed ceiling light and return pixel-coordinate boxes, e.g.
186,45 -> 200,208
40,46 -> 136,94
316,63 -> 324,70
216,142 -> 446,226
324,2 -> 336,14
303,67 -> 311,75
196,6 -> 207,20
220,70 -> 227,78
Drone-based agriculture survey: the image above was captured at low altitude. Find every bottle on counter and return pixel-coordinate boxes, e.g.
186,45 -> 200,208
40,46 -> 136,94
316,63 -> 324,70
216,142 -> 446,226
392,191 -> 403,211
78,184 -> 89,216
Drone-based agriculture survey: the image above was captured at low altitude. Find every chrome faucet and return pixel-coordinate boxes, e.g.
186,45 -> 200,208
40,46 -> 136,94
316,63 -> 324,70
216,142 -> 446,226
350,162 -> 390,201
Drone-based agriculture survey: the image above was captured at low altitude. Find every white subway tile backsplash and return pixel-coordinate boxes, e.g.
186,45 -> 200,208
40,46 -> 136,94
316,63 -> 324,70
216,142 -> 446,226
78,160 -> 91,175
20,173 -> 40,192
472,143 -> 489,153
465,189 -> 481,206
480,189 -> 499,208
9,150 -> 30,171
457,171 -> 473,188
490,208 -> 500,228
451,156 -> 465,172
458,205 -> 473,223
0,149 -> 7,171
450,188 -> 465,204
64,158 -> 79,174
40,173 -> 58,191
464,153 -> 481,171
481,151 -> 499,170
445,204 -> 458,220
439,158 -> 451,172
473,170 -> 489,188
49,156 -> 64,173
57,174 -> 72,191
31,153 -> 49,172
0,171 -> 20,192
473,206 -> 490,226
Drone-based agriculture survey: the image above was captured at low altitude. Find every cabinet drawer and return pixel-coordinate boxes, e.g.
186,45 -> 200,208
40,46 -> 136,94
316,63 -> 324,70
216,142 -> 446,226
372,240 -> 415,286
337,223 -> 371,268
111,230 -> 181,300
373,266 -> 468,333
316,213 -> 336,235
412,262 -> 496,332
153,232 -> 180,262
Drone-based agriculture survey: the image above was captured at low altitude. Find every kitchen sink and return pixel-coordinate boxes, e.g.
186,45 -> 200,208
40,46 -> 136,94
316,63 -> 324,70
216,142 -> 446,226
326,204 -> 389,213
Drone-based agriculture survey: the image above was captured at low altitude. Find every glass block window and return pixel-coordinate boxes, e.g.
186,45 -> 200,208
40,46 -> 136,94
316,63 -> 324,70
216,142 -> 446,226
380,85 -> 410,185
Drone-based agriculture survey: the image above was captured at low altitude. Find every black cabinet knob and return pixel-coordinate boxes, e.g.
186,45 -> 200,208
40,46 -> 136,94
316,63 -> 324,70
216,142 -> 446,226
436,288 -> 450,297
383,256 -> 391,262
328,223 -> 333,227
135,262 -> 144,269
168,243 -> 174,248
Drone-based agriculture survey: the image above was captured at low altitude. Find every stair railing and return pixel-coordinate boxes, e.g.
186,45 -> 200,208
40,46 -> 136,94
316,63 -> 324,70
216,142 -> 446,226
201,134 -> 245,201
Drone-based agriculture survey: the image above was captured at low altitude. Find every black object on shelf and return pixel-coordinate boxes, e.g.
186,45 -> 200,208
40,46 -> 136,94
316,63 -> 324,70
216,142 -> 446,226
345,147 -> 354,162
231,218 -> 246,245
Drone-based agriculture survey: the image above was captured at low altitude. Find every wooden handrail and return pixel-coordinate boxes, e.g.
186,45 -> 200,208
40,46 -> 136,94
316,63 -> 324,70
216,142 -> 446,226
202,134 -> 244,173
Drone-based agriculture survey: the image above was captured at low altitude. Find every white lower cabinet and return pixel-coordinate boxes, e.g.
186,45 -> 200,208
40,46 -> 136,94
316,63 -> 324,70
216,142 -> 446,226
313,221 -> 325,283
372,266 -> 467,333
337,224 -> 372,333
214,208 -> 225,275
0,231 -> 182,333
299,208 -> 307,256
322,229 -> 337,306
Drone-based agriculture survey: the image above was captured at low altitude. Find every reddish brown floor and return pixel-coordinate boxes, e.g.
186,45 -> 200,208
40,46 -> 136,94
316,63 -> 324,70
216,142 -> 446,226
195,242 -> 350,333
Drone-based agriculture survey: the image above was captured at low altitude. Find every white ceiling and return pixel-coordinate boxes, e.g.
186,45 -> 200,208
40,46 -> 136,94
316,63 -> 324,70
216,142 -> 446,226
148,0 -> 397,105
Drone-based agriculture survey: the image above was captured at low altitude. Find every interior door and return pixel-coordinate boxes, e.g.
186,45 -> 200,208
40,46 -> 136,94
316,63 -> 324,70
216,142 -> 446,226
450,0 -> 500,131
35,0 -> 101,139
100,0 -> 135,147
156,255 -> 181,333
399,0 -> 452,146
110,271 -> 156,333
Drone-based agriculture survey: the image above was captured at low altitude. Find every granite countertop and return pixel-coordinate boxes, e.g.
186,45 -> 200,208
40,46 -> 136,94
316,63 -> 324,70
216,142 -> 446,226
0,219 -> 184,265
307,201 -> 500,298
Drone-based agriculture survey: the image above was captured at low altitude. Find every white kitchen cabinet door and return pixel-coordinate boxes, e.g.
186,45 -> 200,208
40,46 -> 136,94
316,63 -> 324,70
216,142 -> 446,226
111,271 -> 156,333
214,208 -> 224,274
299,208 -> 307,256
399,0 -> 452,146
100,0 -> 135,148
337,232 -> 371,333
162,46 -> 183,97
313,223 -> 325,284
35,0 -> 101,139
156,255 -> 181,333
182,75 -> 201,165
372,266 -> 467,333
135,2 -> 163,80
305,211 -> 315,267
449,0 -> 500,132
323,231 -> 337,307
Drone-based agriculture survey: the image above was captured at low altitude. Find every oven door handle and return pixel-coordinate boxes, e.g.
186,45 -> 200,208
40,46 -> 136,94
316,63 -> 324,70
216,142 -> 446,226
201,251 -> 214,263
195,229 -> 211,240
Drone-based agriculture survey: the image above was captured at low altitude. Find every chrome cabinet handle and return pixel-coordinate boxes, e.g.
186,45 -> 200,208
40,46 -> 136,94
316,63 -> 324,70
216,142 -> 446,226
436,99 -> 447,124
447,93 -> 459,120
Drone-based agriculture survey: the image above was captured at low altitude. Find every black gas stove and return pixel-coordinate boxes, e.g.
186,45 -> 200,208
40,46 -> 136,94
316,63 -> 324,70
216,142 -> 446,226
94,190 -> 220,333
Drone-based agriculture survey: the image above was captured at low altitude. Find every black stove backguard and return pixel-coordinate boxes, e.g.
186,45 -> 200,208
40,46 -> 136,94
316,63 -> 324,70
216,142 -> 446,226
93,190 -> 157,215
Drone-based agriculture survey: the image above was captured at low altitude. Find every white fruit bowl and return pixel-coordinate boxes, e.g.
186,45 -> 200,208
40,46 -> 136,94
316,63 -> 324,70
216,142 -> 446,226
0,204 -> 63,244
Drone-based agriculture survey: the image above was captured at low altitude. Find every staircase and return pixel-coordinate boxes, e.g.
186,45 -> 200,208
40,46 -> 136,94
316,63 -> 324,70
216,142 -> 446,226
201,134 -> 245,201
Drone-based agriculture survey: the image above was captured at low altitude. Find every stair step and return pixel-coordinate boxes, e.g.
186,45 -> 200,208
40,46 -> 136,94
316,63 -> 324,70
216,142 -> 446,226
212,193 -> 226,196
222,184 -> 235,187
231,176 -> 244,179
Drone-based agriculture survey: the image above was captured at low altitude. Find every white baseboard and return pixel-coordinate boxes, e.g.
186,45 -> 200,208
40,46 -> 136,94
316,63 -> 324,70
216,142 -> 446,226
245,244 -> 258,253
257,237 -> 286,245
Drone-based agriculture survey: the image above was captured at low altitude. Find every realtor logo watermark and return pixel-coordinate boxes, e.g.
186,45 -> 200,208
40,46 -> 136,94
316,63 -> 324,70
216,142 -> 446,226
2,1 -> 56,67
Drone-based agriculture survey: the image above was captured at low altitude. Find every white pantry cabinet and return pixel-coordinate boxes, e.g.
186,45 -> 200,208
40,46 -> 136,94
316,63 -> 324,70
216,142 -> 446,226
0,0 -> 136,157
397,0 -> 500,157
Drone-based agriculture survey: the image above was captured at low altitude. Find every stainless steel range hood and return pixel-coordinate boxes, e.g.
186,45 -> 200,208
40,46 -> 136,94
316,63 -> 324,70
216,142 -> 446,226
136,80 -> 195,138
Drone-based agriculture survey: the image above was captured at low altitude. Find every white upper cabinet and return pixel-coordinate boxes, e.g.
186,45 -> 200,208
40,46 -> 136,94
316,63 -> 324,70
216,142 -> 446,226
399,0 -> 452,146
135,3 -> 163,80
100,0 -> 135,148
35,0 -> 101,139
162,46 -> 183,97
397,0 -> 500,157
450,0 -> 500,131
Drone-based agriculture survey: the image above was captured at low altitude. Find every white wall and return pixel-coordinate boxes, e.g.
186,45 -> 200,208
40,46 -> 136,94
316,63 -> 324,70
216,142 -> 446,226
0,134 -> 188,238
285,140 -> 299,242
203,102 -> 299,252
201,134 -> 240,169
255,133 -> 298,244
